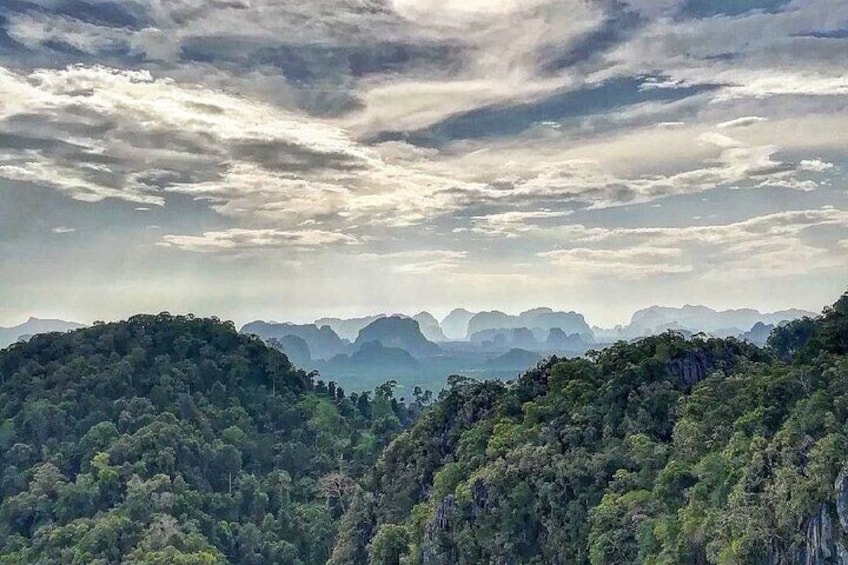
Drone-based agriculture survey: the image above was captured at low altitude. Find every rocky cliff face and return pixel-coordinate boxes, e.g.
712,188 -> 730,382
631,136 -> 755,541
800,504 -> 847,565
770,466 -> 848,565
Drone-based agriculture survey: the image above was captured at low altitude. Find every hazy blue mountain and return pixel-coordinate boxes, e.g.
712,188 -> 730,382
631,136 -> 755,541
466,308 -> 593,340
545,327 -> 593,353
739,321 -> 776,346
314,314 -> 386,341
441,308 -> 475,340
335,340 -> 419,370
518,307 -> 594,338
470,327 -> 538,351
616,305 -> 816,339
354,316 -> 441,358
240,321 -> 348,359
485,348 -> 543,371
412,311 -> 448,342
0,317 -> 85,348
269,334 -> 313,369
466,311 -> 513,338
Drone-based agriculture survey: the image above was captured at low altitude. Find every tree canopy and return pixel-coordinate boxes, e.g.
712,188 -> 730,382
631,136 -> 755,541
332,291 -> 848,564
0,313 -> 418,564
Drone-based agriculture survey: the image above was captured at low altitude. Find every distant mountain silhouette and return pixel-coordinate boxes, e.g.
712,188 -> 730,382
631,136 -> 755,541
596,305 -> 816,341
240,321 -> 347,359
441,308 -> 475,340
545,328 -> 592,353
739,322 -> 776,347
314,314 -> 385,341
466,311 -> 513,338
412,312 -> 448,342
467,308 -> 593,340
335,340 -> 419,371
468,326 -> 592,355
237,303 -> 816,389
470,328 -> 538,350
269,335 -> 313,369
354,316 -> 441,358
0,317 -> 85,348
485,348 -> 543,371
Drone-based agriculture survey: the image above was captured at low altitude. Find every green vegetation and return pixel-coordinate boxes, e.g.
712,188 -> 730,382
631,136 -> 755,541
0,314 -> 421,564
1,291 -> 846,564
332,291 -> 848,564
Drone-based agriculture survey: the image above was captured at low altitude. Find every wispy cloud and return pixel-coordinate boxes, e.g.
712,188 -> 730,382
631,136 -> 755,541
538,208 -> 848,279
159,228 -> 358,253
354,250 -> 468,274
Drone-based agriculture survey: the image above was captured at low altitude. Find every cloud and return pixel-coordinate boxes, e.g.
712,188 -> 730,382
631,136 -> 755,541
713,72 -> 848,101
717,116 -> 768,128
51,226 -> 76,234
0,64 -> 478,229
537,208 -> 848,279
469,210 -> 573,237
539,246 -> 691,276
159,228 -> 358,253
354,249 -> 468,274
1,0 -> 846,277
799,159 -> 835,173
2,58 -> 841,258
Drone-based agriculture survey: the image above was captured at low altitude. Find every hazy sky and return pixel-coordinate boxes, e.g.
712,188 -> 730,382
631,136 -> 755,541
1,0 -> 847,328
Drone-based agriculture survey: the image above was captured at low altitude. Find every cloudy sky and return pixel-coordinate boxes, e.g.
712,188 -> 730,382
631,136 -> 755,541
1,0 -> 846,327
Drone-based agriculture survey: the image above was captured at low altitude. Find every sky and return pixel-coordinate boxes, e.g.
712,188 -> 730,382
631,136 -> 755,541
0,0 -> 846,328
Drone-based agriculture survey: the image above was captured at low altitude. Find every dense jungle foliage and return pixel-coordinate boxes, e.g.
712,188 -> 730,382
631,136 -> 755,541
0,314 -> 421,564
331,291 -> 848,564
1,291 -> 846,564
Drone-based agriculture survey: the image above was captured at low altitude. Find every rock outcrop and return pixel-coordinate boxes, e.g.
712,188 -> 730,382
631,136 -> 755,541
354,316 -> 441,358
441,309 -> 475,341
770,466 -> 848,564
413,312 -> 448,343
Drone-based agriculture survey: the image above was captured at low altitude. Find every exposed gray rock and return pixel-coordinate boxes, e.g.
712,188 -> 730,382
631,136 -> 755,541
803,505 -> 837,565
769,461 -> 848,564
666,350 -> 715,390
422,495 -> 457,565
836,466 -> 848,533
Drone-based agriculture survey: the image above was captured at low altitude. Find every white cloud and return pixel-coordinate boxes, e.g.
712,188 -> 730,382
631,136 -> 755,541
355,249 -> 468,274
539,246 -> 691,276
470,210 -> 572,237
51,226 -> 76,234
717,116 -> 768,129
0,65 -> 479,229
712,72 -> 848,101
799,159 -> 835,173
159,228 -> 358,253
537,208 -> 848,279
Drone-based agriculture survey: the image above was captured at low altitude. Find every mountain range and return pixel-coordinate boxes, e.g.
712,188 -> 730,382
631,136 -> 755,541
0,305 -> 814,391
0,317 -> 85,348
239,304 -> 815,390
594,305 -> 816,341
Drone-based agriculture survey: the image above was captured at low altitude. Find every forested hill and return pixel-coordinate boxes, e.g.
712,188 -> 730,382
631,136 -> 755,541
0,314 -> 417,564
332,291 -> 848,565
1,293 -> 846,565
